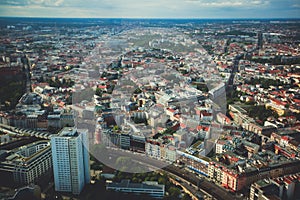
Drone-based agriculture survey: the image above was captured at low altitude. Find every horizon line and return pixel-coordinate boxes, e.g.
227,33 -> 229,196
0,16 -> 300,20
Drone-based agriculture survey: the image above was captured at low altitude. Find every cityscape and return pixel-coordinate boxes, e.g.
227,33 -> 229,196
0,2 -> 300,200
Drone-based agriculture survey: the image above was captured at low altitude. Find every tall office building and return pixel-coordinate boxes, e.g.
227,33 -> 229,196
51,127 -> 90,195
257,31 -> 263,49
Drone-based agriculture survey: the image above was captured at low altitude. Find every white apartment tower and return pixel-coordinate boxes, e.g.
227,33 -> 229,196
51,127 -> 90,195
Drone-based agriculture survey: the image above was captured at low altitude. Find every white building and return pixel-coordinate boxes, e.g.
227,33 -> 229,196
208,82 -> 225,99
0,141 -> 52,186
51,127 -> 90,195
145,141 -> 177,162
107,180 -> 165,198
145,141 -> 161,160
215,140 -> 226,154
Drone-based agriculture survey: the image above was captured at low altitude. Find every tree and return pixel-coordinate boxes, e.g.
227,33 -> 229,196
247,105 -> 278,124
150,176 -> 157,181
95,88 -> 102,96
181,193 -> 192,200
91,163 -> 102,171
158,177 -> 167,185
134,87 -> 142,94
168,187 -> 181,198
113,125 -> 119,131
132,177 -> 141,183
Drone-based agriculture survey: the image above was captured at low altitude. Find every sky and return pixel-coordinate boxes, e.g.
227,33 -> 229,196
0,0 -> 299,18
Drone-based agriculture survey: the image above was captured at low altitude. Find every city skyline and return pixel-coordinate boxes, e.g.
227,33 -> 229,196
0,0 -> 299,19
0,15 -> 299,199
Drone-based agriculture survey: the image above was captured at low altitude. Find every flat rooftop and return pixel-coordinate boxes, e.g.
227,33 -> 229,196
107,179 -> 164,190
58,127 -> 79,137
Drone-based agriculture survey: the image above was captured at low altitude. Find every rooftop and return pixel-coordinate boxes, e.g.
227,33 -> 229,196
0,140 -> 50,165
255,179 -> 272,188
107,179 -> 164,191
58,127 -> 79,137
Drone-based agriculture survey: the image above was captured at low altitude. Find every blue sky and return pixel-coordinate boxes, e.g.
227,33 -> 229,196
0,0 -> 299,18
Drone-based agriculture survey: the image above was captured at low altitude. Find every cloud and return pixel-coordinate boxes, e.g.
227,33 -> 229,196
53,0 -> 64,6
0,0 -> 64,7
292,4 -> 300,8
185,0 -> 270,7
0,0 -> 299,18
0,0 -> 29,6
30,0 -> 65,7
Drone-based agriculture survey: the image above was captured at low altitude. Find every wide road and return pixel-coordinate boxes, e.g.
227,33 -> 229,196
104,149 -> 241,200
163,165 -> 243,200
227,48 -> 258,87
227,54 -> 243,87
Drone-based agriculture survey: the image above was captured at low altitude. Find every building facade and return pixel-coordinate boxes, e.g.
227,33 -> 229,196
208,160 -> 300,192
145,141 -> 178,162
51,127 -> 90,194
107,180 -> 165,198
0,141 -> 52,186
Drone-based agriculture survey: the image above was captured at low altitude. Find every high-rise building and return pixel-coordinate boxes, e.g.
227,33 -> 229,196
257,31 -> 263,49
51,127 -> 90,195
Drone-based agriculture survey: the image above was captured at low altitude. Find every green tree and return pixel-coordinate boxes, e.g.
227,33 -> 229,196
181,193 -> 192,200
158,177 -> 167,185
134,87 -> 142,94
113,125 -> 119,131
168,187 -> 181,198
247,105 -> 278,124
